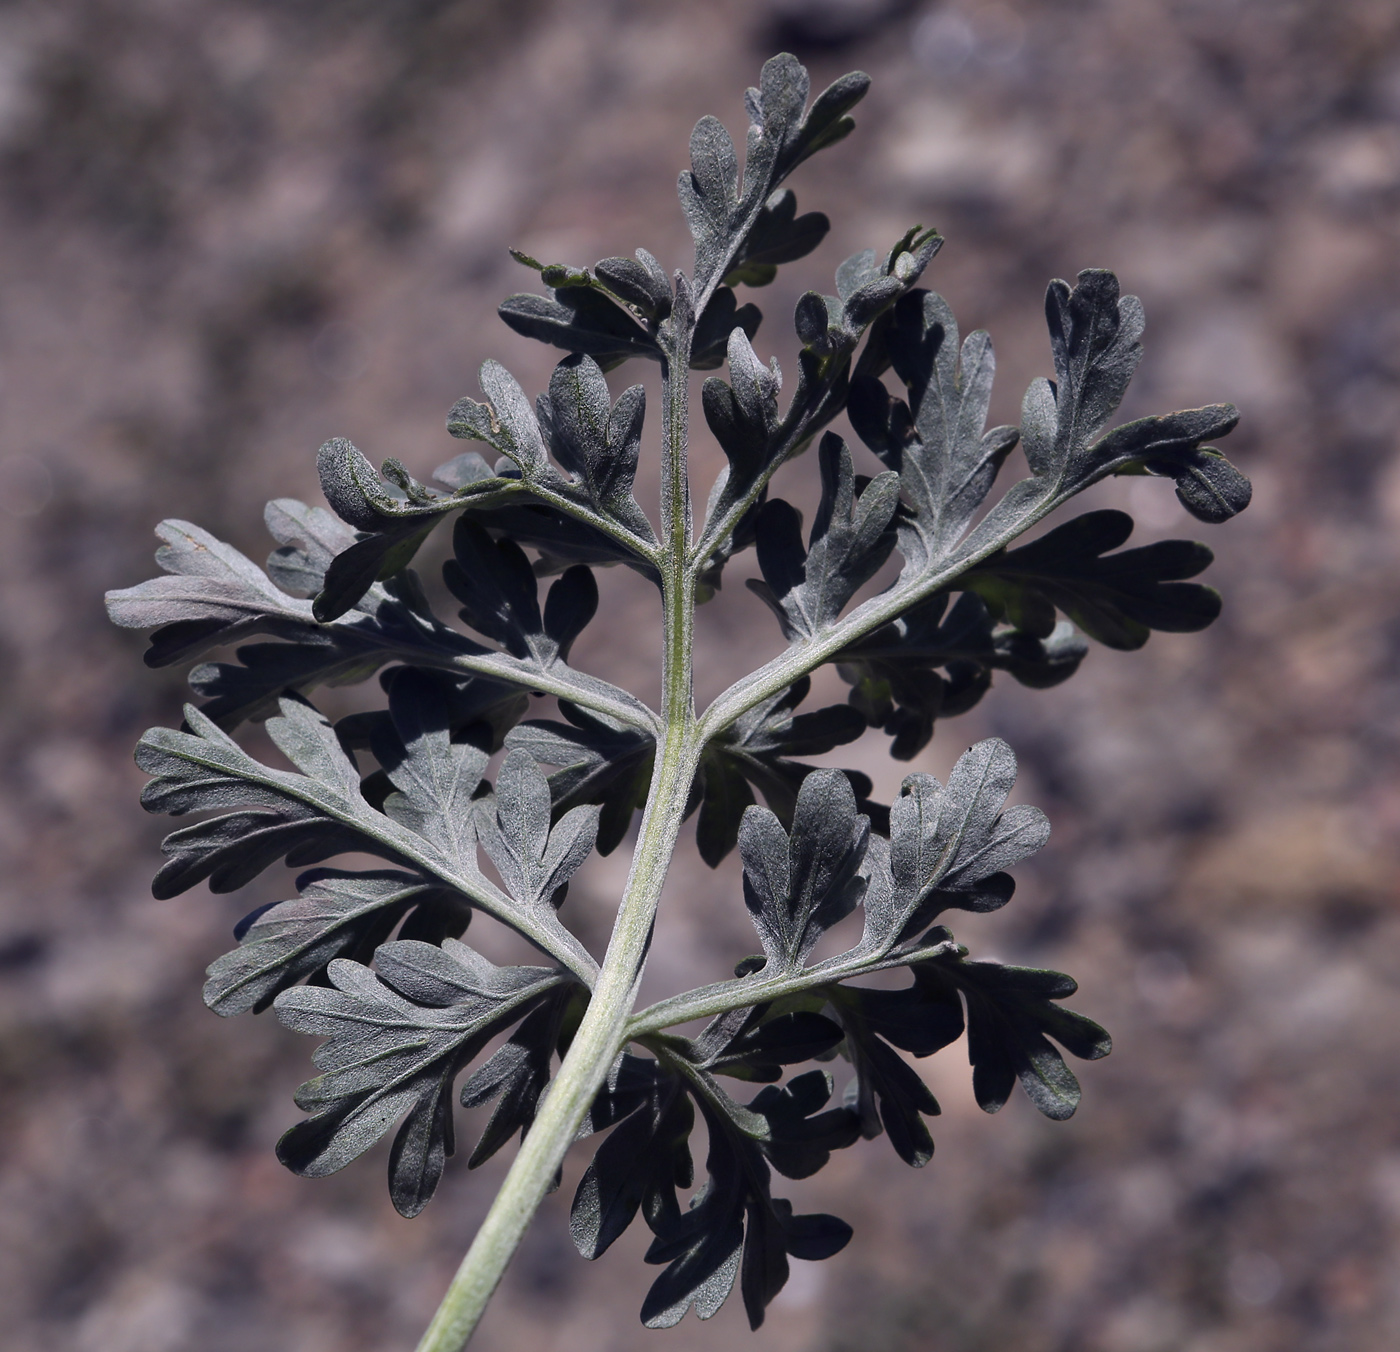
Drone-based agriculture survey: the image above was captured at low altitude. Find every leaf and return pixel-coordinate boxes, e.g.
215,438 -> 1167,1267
571,1056 -> 694,1261
336,668 -> 527,761
639,1063 -> 854,1330
793,231 -> 943,363
106,505 -> 482,731
450,488 -> 661,581
862,737 -> 1049,953
536,354 -> 656,541
849,289 -> 1019,571
459,988 -> 577,1168
922,955 -> 1112,1120
204,869 -> 467,1017
505,703 -> 656,857
748,433 -> 900,641
739,769 -> 870,973
748,1068 -> 861,1179
964,509 -> 1222,650
679,55 -> 868,297
368,666 -> 493,873
690,1004 -> 845,1084
571,1040 -> 860,1331
723,189 -> 829,288
837,591 -> 1087,759
311,436 -> 499,623
263,496 -> 359,597
968,272 -> 1248,548
136,694 -> 595,976
443,516 -> 598,664
498,286 -> 661,370
274,939 -> 568,1216
595,250 -> 673,320
476,749 -> 600,909
679,114 -> 741,275
696,676 -> 867,866
827,968 -> 960,1166
691,287 -> 763,370
137,698 -> 383,898
701,328 -> 784,498
188,634 -> 390,731
106,518 -> 318,667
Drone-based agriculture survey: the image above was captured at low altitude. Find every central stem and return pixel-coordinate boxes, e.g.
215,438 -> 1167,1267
413,318 -> 698,1352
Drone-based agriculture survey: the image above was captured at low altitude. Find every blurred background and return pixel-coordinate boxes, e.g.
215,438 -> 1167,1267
2,1 -> 1399,1349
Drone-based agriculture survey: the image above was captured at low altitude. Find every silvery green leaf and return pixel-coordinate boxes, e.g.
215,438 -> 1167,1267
571,1058 -> 692,1261
691,287 -> 763,369
505,703 -> 655,857
537,354 -> 655,541
723,189 -> 828,288
274,940 -> 568,1216
369,667 -> 491,873
696,676 -> 867,867
459,989 -> 577,1168
701,328 -> 783,496
836,591 -> 1085,759
739,769 -> 869,973
137,699 -> 384,898
850,289 -> 1018,571
748,433 -> 899,641
964,509 -> 1222,650
443,516 -> 598,665
136,696 -> 595,977
912,955 -> 1112,1120
204,869 -> 465,1016
864,737 -> 1049,952
105,519 -> 315,667
498,286 -> 662,370
826,968 -> 959,1166
310,435 -> 526,623
595,252 -> 673,319
476,749 -> 599,909
637,1057 -> 854,1330
449,358 -> 550,476
263,497 -> 357,597
964,272 -> 1248,555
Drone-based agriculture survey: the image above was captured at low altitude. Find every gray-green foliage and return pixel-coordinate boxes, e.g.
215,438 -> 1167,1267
108,53 -> 1247,1342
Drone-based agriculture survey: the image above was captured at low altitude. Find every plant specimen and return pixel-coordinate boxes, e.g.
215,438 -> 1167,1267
107,53 -> 1249,1351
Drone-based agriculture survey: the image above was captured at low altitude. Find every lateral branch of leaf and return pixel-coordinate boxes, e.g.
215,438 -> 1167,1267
629,934 -> 966,1047
180,705 -> 601,986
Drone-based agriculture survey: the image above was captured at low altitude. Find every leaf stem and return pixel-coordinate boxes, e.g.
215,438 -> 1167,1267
695,481 -> 1078,741
627,935 -> 964,1038
411,308 -> 701,1352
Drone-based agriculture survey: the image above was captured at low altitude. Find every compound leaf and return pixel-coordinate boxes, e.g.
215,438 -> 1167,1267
498,286 -> 661,370
837,591 -> 1086,759
204,869 -> 467,1017
849,289 -> 1018,571
826,969 -> 960,1166
274,940 -> 568,1216
459,988 -> 578,1168
697,676 -> 867,866
476,749 -> 600,909
964,508 -> 1222,650
443,516 -> 598,665
749,433 -> 899,641
863,737 -> 1050,952
536,353 -> 655,542
505,703 -> 656,857
740,769 -> 869,973
926,956 -> 1112,1120
368,667 -> 492,874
